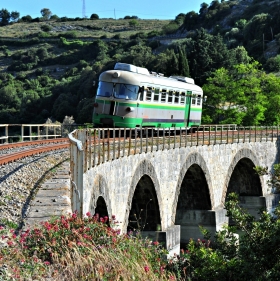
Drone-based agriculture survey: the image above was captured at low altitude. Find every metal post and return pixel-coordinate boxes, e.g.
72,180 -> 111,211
128,129 -> 132,156
123,128 -> 126,157
162,128 -> 165,150
118,128 -> 121,158
140,129 -> 143,154
145,128 -> 148,153
93,129 -> 96,167
113,128 -> 116,160
168,128 -> 171,149
157,128 -> 159,151
151,128 -> 154,152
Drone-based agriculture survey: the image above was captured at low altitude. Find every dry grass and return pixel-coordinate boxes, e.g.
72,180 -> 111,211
0,18 -> 169,39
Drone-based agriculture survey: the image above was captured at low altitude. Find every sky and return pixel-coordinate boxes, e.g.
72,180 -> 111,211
1,0 -> 212,20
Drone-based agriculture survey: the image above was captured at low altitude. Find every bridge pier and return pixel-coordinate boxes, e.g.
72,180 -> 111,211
264,194 -> 280,214
141,225 -> 181,258
176,208 -> 228,245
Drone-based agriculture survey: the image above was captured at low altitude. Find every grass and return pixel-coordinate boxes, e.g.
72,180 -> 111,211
0,212 -> 176,280
0,18 -> 169,39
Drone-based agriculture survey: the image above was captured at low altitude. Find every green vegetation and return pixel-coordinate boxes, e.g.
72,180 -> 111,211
0,213 -> 174,280
1,188 -> 280,280
0,1 -> 280,126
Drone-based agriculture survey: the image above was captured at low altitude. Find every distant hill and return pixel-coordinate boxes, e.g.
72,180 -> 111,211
0,0 -> 279,125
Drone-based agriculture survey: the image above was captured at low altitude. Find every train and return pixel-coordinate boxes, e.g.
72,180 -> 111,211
92,63 -> 204,129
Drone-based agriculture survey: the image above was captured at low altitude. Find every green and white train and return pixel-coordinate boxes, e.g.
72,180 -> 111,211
93,63 -> 204,129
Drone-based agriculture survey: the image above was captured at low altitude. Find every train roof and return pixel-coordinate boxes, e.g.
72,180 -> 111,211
100,63 -> 203,93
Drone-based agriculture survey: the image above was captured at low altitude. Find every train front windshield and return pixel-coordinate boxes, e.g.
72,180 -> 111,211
97,82 -> 139,100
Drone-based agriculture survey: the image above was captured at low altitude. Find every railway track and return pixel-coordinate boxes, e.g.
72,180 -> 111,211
0,138 -> 69,165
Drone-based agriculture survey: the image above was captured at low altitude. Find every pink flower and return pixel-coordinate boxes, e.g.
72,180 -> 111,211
144,265 -> 149,272
86,212 -> 91,217
44,261 -> 50,265
7,240 -> 13,247
153,241 -> 159,246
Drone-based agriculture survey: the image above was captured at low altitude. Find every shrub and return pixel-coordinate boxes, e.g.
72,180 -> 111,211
264,55 -> 280,72
41,24 -> 52,32
0,213 -> 174,280
90,13 -> 99,20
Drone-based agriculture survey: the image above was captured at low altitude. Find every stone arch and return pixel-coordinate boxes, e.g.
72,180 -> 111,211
124,159 -> 162,231
171,152 -> 214,224
222,148 -> 264,205
88,174 -> 112,219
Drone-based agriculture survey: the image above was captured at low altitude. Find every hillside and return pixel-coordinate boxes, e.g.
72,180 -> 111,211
0,18 -> 169,39
0,0 -> 279,126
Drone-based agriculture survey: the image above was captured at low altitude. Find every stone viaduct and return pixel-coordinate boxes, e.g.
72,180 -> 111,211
69,128 -> 280,256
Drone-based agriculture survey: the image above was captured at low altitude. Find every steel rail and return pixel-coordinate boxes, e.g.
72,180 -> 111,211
0,143 -> 69,165
0,138 -> 69,151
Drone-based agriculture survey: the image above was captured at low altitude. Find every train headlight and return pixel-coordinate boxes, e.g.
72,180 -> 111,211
126,107 -> 135,112
113,71 -> 120,78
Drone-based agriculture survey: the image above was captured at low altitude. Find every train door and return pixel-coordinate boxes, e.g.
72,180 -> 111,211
109,100 -> 116,115
184,90 -> 192,128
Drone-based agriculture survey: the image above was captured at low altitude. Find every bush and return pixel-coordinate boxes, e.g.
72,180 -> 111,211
41,24 -> 52,32
167,189 -> 280,281
0,213 -> 174,280
90,13 -> 99,20
60,30 -> 78,38
265,55 -> 280,72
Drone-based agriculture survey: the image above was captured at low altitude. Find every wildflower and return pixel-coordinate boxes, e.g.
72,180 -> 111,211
144,265 -> 149,272
86,211 -> 91,217
7,240 -> 13,247
153,241 -> 159,246
112,215 -> 116,220
44,261 -> 50,265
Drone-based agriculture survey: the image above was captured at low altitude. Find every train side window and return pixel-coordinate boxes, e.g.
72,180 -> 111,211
161,89 -> 167,103
180,93 -> 186,105
146,91 -> 152,102
153,92 -> 159,102
168,91 -> 173,103
192,98 -> 196,105
174,92 -> 180,104
197,95 -> 201,106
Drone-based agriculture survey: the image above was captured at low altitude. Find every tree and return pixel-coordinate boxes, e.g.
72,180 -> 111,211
189,29 -> 232,85
175,13 -> 185,25
178,47 -> 190,77
10,11 -> 20,22
202,61 -> 274,126
129,19 -> 138,28
0,8 -> 10,26
90,13 -> 99,20
21,15 -> 32,22
40,8 -> 52,20
183,11 -> 199,30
